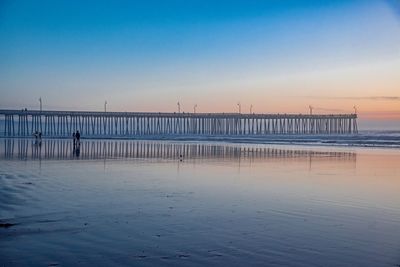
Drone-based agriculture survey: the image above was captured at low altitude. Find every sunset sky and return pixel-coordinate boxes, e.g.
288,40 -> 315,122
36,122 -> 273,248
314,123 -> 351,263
0,0 -> 399,129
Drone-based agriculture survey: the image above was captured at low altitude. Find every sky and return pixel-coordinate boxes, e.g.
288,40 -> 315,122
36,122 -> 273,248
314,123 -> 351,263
0,0 -> 399,129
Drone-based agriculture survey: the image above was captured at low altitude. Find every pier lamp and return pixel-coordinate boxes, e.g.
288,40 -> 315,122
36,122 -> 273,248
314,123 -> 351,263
104,101 -> 107,112
39,97 -> 42,112
177,102 -> 181,113
237,102 -> 241,114
193,104 -> 197,114
250,104 -> 253,114
353,106 -> 357,114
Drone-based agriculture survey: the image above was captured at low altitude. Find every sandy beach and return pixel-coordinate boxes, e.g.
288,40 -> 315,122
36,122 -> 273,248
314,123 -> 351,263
1,139 -> 399,266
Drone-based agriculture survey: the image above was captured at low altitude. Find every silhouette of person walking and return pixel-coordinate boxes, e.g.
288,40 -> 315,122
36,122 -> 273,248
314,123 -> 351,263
76,130 -> 80,143
34,131 -> 39,144
72,130 -> 81,157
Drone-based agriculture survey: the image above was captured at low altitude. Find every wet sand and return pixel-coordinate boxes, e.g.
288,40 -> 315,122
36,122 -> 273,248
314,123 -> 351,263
1,139 -> 400,266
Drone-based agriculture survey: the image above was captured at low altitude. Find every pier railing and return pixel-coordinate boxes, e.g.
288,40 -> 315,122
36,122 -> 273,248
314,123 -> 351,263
0,109 -> 358,137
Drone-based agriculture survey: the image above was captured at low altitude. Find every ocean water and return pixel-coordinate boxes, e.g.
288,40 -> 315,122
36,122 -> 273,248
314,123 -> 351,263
0,139 -> 399,266
142,130 -> 400,148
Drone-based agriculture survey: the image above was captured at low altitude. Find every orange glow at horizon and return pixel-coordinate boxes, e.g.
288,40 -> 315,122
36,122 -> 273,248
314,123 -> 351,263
119,100 -> 400,120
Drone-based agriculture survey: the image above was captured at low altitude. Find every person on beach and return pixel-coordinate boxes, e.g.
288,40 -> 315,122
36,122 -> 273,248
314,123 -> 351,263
76,130 -> 80,143
33,131 -> 38,144
35,131 -> 42,146
72,130 -> 81,157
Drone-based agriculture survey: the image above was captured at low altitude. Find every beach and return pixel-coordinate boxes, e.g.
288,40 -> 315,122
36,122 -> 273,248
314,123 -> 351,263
1,139 -> 399,266
2,0 -> 400,265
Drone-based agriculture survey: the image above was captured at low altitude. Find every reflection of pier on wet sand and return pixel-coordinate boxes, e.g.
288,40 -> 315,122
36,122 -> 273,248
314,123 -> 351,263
1,138 -> 356,164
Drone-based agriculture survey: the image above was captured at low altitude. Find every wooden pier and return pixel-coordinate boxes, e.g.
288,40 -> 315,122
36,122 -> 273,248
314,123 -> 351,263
0,109 -> 358,137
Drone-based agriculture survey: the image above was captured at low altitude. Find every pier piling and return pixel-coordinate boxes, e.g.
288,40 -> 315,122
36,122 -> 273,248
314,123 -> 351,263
0,110 -> 358,137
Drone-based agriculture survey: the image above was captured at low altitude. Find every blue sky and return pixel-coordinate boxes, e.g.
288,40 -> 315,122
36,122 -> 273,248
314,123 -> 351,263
0,0 -> 399,128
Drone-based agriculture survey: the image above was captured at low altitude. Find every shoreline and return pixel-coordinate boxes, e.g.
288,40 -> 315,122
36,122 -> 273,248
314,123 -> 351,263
1,133 -> 399,150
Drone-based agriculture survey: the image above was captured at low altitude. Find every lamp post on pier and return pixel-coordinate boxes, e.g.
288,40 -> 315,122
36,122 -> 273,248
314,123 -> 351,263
39,97 -> 42,112
237,102 -> 241,114
193,104 -> 197,114
104,101 -> 107,112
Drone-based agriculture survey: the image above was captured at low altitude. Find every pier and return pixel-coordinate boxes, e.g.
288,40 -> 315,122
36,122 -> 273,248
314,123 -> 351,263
0,109 -> 358,137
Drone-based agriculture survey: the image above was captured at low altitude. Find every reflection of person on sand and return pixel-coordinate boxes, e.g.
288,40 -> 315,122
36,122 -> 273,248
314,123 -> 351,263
74,142 -> 80,157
